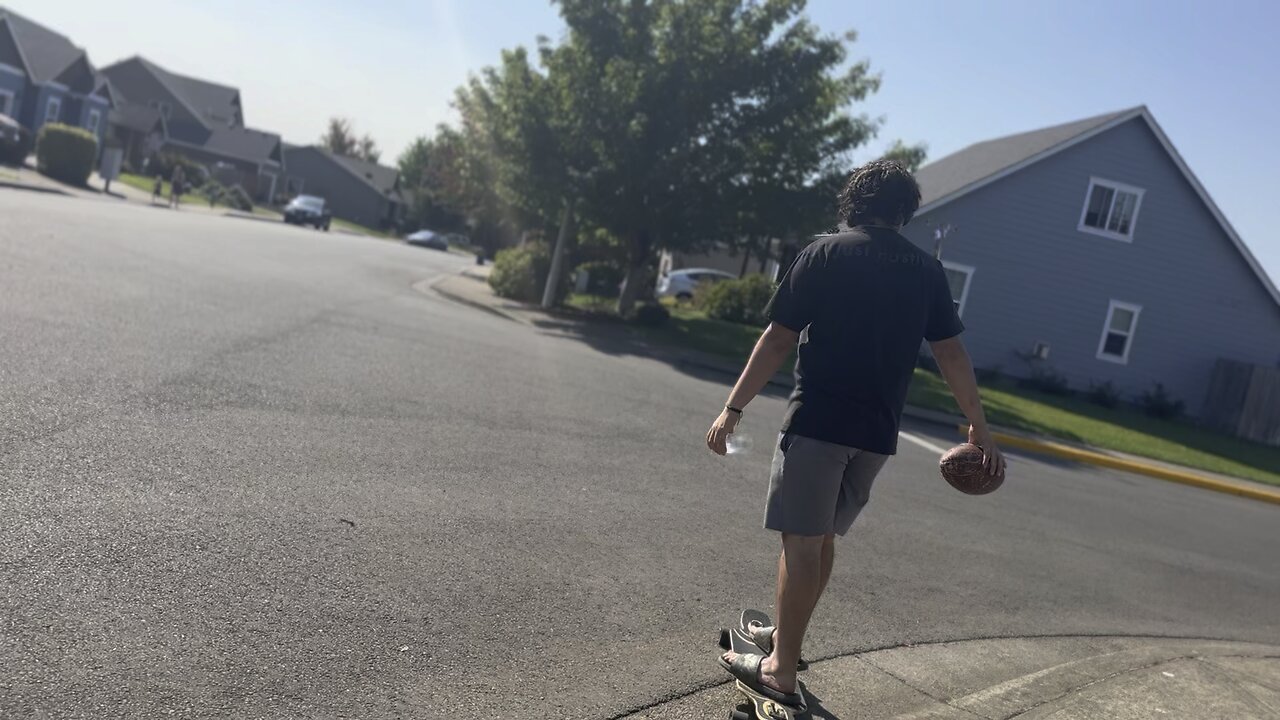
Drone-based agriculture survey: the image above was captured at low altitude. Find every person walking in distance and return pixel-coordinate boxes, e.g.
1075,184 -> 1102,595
169,165 -> 185,209
151,174 -> 163,204
707,160 -> 1006,706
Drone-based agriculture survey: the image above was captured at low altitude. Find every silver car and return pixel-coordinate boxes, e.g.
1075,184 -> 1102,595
655,267 -> 737,301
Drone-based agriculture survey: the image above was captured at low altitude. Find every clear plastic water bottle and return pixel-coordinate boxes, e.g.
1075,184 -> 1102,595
726,431 -> 753,455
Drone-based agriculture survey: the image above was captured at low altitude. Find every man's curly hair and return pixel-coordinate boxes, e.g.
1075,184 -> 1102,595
836,159 -> 922,228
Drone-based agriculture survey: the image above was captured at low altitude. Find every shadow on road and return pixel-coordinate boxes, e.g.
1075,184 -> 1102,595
803,685 -> 841,720
529,315 -> 791,400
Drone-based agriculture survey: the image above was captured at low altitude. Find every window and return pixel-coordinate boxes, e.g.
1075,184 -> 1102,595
1096,300 -> 1141,364
941,261 -> 975,316
44,96 -> 61,124
86,109 -> 101,134
1079,177 -> 1144,241
0,89 -> 13,117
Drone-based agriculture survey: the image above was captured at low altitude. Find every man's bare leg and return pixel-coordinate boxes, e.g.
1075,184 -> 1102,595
774,534 -> 835,617
723,533 -> 827,694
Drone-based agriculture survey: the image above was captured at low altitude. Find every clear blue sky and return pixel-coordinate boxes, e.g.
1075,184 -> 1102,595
17,0 -> 1280,283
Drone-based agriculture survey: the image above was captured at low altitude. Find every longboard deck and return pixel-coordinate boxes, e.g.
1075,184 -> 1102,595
733,679 -> 807,720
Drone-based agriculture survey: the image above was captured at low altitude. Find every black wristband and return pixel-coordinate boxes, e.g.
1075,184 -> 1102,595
725,405 -> 743,415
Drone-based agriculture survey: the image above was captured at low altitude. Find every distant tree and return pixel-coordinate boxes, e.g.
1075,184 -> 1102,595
880,139 -> 928,173
357,134 -> 381,163
396,131 -> 468,234
320,117 -> 357,157
320,117 -> 382,162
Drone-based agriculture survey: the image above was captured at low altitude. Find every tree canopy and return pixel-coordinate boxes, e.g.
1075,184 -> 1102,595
396,0 -> 925,310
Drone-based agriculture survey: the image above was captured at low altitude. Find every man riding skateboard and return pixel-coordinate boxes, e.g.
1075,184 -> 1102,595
707,160 -> 1006,706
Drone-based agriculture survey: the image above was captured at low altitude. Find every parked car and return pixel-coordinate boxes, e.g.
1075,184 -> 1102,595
283,195 -> 331,230
406,230 -> 449,251
0,114 -> 31,166
655,267 -> 736,300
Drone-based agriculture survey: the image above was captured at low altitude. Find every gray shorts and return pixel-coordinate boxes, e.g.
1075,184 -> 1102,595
764,433 -> 889,536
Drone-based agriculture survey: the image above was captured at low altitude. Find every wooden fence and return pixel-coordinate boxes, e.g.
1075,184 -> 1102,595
1201,359 -> 1280,447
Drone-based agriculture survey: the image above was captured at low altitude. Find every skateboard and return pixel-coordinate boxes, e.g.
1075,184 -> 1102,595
718,610 -> 808,720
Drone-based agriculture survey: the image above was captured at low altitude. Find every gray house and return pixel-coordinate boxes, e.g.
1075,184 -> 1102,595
0,6 -> 112,146
282,145 -> 405,230
902,106 -> 1280,419
101,56 -> 284,201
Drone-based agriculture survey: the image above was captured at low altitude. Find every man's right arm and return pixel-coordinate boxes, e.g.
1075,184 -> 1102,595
929,336 -> 1006,477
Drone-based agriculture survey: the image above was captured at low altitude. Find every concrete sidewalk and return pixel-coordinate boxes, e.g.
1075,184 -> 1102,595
621,635 -> 1280,719
429,269 -> 1280,505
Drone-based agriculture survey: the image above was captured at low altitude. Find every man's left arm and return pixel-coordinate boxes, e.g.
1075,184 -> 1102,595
705,322 -> 799,455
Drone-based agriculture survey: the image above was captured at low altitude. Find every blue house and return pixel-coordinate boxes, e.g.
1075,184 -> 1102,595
903,106 -> 1280,418
0,6 -> 112,146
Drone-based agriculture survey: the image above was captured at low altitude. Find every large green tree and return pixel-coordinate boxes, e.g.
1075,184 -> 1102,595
538,0 -> 893,313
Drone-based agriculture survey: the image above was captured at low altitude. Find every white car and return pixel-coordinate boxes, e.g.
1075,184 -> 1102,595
655,267 -> 737,300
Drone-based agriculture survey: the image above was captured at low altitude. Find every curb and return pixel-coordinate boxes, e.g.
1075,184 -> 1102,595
967,426 -> 1280,506
425,276 -> 521,323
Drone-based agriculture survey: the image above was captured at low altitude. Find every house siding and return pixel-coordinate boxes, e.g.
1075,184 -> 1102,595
904,116 -> 1280,410
0,69 -> 22,120
283,147 -> 391,228
29,85 -> 66,131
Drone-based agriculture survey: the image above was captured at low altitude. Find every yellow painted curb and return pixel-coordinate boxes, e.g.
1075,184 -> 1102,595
957,426 -> 1280,506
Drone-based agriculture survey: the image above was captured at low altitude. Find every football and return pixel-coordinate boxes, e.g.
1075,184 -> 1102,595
939,443 -> 1004,495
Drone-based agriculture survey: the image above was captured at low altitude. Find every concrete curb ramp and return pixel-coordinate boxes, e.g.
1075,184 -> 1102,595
978,428 -> 1280,507
619,636 -> 1280,719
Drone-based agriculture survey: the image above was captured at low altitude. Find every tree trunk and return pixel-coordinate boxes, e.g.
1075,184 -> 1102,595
541,202 -> 575,309
738,239 -> 752,278
758,238 -> 770,274
616,230 -> 652,316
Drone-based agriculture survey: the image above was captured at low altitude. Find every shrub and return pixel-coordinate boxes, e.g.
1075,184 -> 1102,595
200,181 -> 225,207
1018,367 -> 1071,396
488,242 -> 568,304
147,152 -> 208,188
222,184 -> 253,212
35,123 -> 98,185
1139,383 -> 1184,419
1087,380 -> 1122,409
697,274 -> 776,326
0,124 -> 34,167
633,302 -> 670,327
574,260 -> 625,297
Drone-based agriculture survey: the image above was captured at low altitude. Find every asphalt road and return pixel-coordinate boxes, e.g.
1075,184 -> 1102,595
2,192 -> 1277,719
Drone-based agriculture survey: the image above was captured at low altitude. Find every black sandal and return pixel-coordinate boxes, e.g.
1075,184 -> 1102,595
717,651 -> 804,707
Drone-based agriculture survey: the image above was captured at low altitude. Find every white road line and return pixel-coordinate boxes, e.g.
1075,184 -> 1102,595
898,431 -> 949,456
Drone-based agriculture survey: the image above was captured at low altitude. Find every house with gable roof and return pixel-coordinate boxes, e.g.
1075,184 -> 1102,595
101,56 -> 284,202
282,144 -> 407,230
0,6 -> 113,147
900,106 -> 1280,423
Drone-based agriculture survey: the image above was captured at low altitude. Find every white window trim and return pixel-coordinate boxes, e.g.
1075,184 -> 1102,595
44,96 -> 61,124
0,62 -> 23,78
1096,300 -> 1142,365
941,260 -> 975,317
86,108 -> 101,134
1078,176 -> 1145,242
0,89 -> 14,117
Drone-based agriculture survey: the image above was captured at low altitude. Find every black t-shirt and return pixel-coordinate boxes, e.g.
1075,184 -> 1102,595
763,227 -> 964,454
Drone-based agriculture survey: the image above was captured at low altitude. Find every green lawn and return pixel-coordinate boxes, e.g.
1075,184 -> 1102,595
329,217 -> 394,239
562,293 -> 1280,486
118,172 -> 195,202
907,369 -> 1280,486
